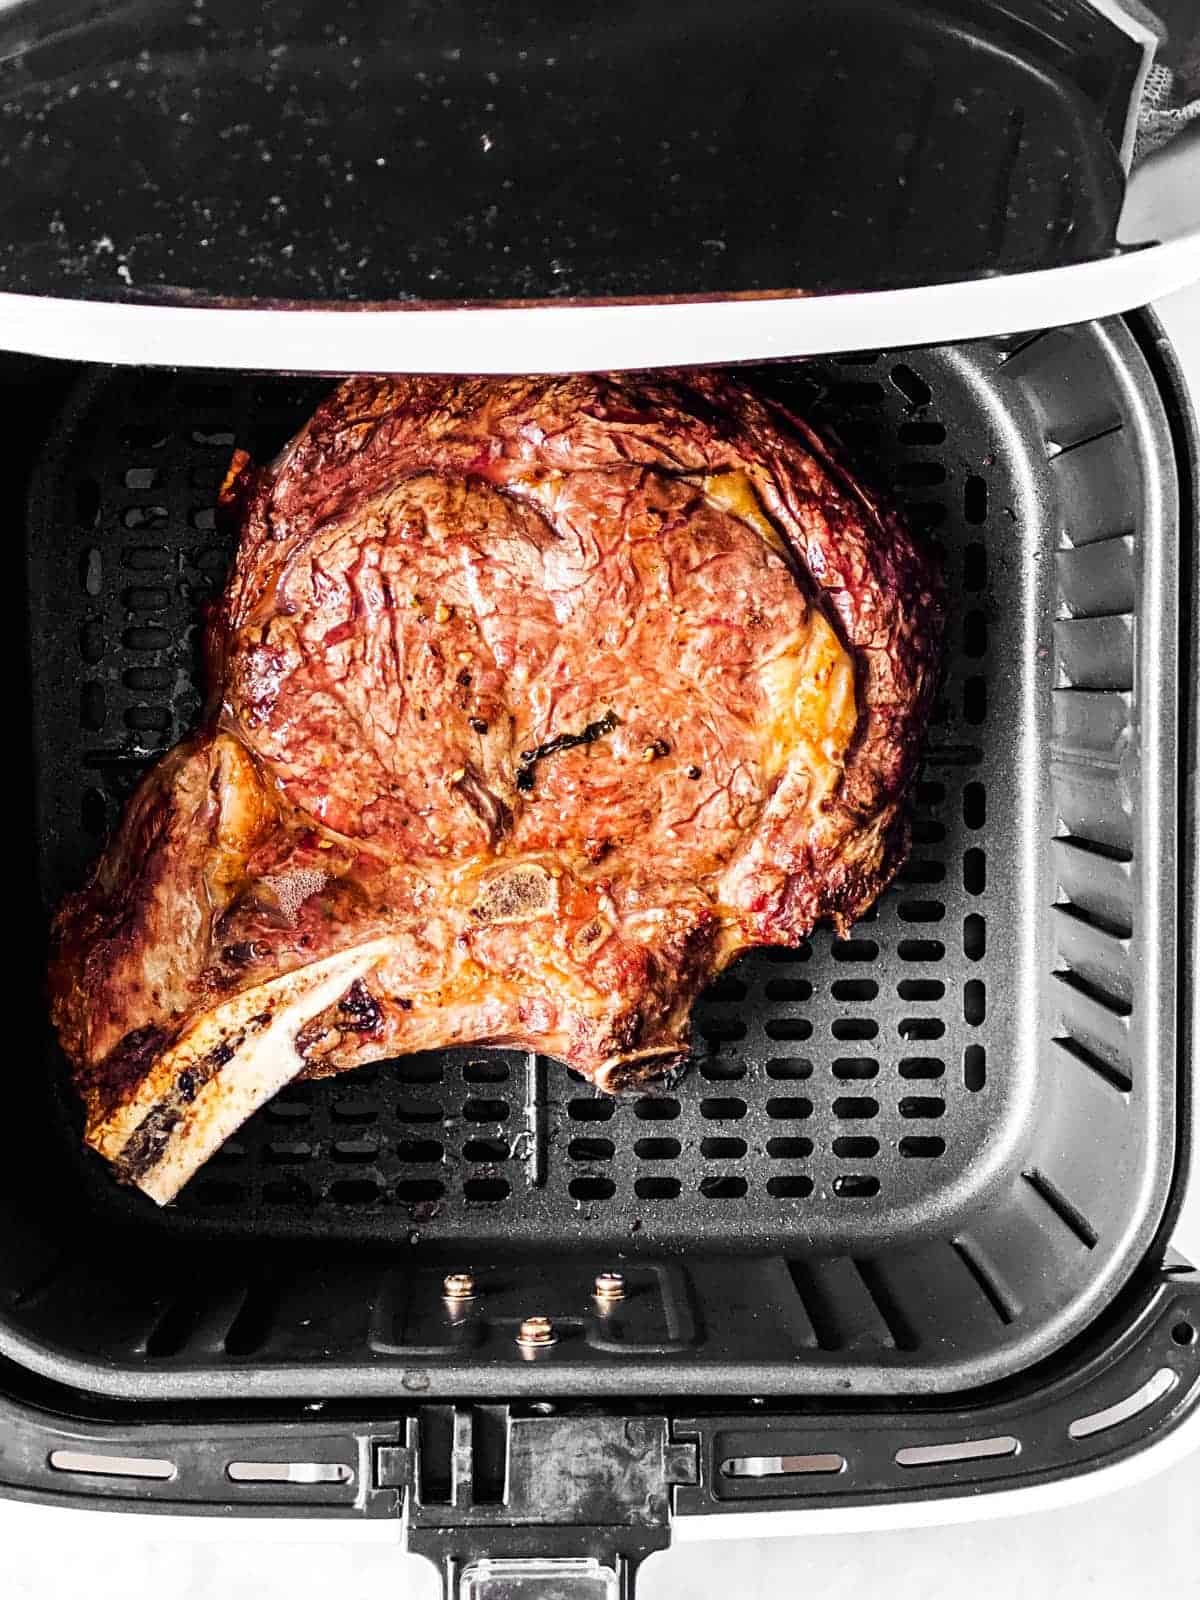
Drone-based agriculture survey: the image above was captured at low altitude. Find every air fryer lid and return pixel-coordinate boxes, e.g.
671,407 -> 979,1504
0,0 -> 1155,308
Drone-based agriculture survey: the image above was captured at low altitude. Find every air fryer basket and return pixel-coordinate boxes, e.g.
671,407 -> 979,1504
0,314 -> 1186,1405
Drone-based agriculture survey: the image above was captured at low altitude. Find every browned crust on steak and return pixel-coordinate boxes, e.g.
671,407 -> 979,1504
50,372 -> 942,1195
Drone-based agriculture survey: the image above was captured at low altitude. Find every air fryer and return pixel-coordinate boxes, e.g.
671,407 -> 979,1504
0,4 -> 1197,1598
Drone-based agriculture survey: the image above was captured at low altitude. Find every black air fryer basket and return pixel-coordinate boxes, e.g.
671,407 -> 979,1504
0,3 -> 1198,1595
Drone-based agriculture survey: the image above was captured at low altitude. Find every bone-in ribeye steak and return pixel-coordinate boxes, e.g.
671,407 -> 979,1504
50,373 -> 943,1203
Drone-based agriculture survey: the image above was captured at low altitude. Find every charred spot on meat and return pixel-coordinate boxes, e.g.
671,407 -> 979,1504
338,978 -> 384,1034
49,371 -> 942,1202
515,710 -> 621,793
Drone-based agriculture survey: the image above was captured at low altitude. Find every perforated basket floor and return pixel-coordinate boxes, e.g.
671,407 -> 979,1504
12,319 -> 1185,1398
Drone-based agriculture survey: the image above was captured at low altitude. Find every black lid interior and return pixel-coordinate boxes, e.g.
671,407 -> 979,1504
0,0 -> 1145,307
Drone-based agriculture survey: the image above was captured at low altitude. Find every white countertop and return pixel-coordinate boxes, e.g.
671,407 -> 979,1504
3,279 -> 1199,1599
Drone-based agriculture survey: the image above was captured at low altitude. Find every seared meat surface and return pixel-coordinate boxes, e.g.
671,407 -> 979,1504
50,373 -> 942,1202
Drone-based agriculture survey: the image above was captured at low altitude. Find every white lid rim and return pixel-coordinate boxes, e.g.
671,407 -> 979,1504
3,233 -> 1199,373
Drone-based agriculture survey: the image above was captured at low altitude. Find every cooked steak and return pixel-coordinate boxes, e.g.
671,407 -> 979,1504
50,373 -> 942,1203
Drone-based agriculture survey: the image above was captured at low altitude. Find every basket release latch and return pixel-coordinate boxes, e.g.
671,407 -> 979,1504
398,1407 -> 698,1598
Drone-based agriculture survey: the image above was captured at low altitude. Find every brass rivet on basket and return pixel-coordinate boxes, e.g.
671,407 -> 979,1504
442,1272 -> 477,1303
593,1271 -> 627,1304
516,1315 -> 557,1349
